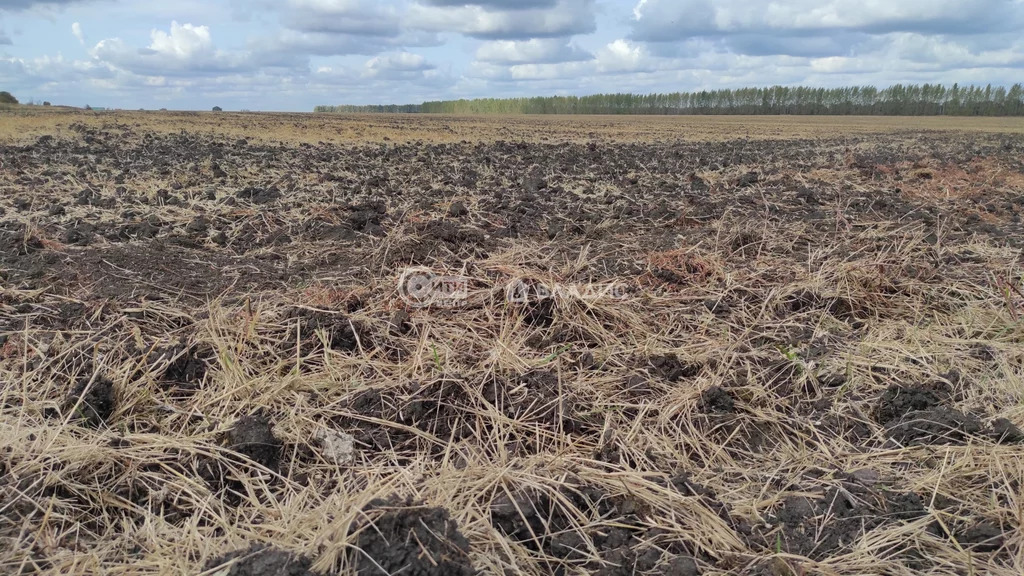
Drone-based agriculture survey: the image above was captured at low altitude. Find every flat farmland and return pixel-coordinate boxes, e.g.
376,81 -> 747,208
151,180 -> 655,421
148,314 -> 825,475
2,109 -> 1024,576
2,107 -> 1024,144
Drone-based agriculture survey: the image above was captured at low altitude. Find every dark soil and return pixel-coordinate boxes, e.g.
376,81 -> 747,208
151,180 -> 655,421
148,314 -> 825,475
204,545 -> 315,576
875,384 -> 950,424
957,521 -> 1006,552
355,497 -> 475,576
288,308 -> 365,355
992,418 -> 1024,443
153,343 -> 211,391
197,412 -> 283,501
485,370 -> 590,434
225,412 -> 282,470
66,375 -> 116,428
236,186 -> 282,204
336,371 -> 592,457
647,354 -> 701,382
885,406 -> 986,445
751,484 -> 928,559
488,478 -> 696,575
698,386 -> 735,414
2,124 -> 1023,575
874,384 -> 1001,445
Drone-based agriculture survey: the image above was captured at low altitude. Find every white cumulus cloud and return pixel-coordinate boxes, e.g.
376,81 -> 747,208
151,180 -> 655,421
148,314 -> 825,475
71,21 -> 84,45
147,21 -> 214,59
476,38 -> 592,64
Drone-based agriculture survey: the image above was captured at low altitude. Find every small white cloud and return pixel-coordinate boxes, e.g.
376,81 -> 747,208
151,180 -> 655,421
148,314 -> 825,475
147,21 -> 214,59
476,38 -> 592,64
597,39 -> 652,73
633,0 -> 648,20
71,22 -> 85,45
366,51 -> 432,73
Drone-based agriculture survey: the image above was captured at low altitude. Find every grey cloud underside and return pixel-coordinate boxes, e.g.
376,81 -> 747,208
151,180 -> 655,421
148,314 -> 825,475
467,27 -> 593,40
285,15 -> 402,38
258,29 -> 442,57
420,0 -> 558,9
638,17 -> 1018,44
408,0 -> 596,40
89,45 -> 305,79
263,0 -> 596,51
282,2 -> 404,38
275,2 -> 442,55
651,32 -> 869,59
0,0 -> 97,9
368,54 -> 435,72
631,0 -> 1024,43
721,34 -> 861,58
428,16 -> 595,40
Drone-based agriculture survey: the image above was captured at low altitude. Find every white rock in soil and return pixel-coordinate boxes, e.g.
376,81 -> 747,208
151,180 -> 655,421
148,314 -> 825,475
316,429 -> 356,465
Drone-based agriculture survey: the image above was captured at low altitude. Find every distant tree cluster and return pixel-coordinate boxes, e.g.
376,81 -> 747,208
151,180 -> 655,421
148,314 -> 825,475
317,83 -> 1024,116
314,104 -> 423,114
0,91 -> 18,105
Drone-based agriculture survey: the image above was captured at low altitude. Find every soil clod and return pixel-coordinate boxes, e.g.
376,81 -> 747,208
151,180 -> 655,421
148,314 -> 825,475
66,375 -> 116,428
356,497 -> 476,576
204,545 -> 315,576
225,412 -> 282,470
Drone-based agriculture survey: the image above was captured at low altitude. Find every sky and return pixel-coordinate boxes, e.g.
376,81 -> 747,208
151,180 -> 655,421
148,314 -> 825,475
1,0 -> 1023,111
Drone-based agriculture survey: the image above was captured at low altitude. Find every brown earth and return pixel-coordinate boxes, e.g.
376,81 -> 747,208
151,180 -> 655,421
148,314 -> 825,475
1,111 -> 1023,575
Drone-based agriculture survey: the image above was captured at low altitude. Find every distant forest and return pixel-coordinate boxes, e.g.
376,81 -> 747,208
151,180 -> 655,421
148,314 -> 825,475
315,83 -> 1024,116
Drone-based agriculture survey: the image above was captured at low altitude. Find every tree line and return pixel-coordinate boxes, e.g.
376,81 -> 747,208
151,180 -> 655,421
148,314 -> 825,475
314,104 -> 423,114
315,83 -> 1024,116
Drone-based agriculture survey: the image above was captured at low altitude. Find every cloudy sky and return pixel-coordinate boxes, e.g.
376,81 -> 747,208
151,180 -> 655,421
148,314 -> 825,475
1,0 -> 1022,111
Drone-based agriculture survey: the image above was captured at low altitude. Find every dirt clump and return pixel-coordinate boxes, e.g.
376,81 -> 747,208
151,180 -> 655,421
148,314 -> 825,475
489,481 -> 658,573
754,486 -> 928,559
153,343 -> 211,391
885,406 -> 985,445
225,412 -> 282,470
874,384 -> 949,424
698,386 -> 736,414
355,497 -> 475,576
204,545 -> 315,576
198,412 -> 283,500
992,418 -> 1024,443
392,219 -> 488,265
485,370 -> 590,434
647,354 -> 702,382
875,384 -> 990,445
661,556 -> 700,576
288,308 -> 366,355
448,200 -> 469,217
62,221 -> 96,246
66,375 -> 116,428
347,201 -> 388,235
957,521 -> 1005,552
389,309 -> 413,335
0,222 -> 43,257
236,186 -> 282,204
400,378 -> 478,443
